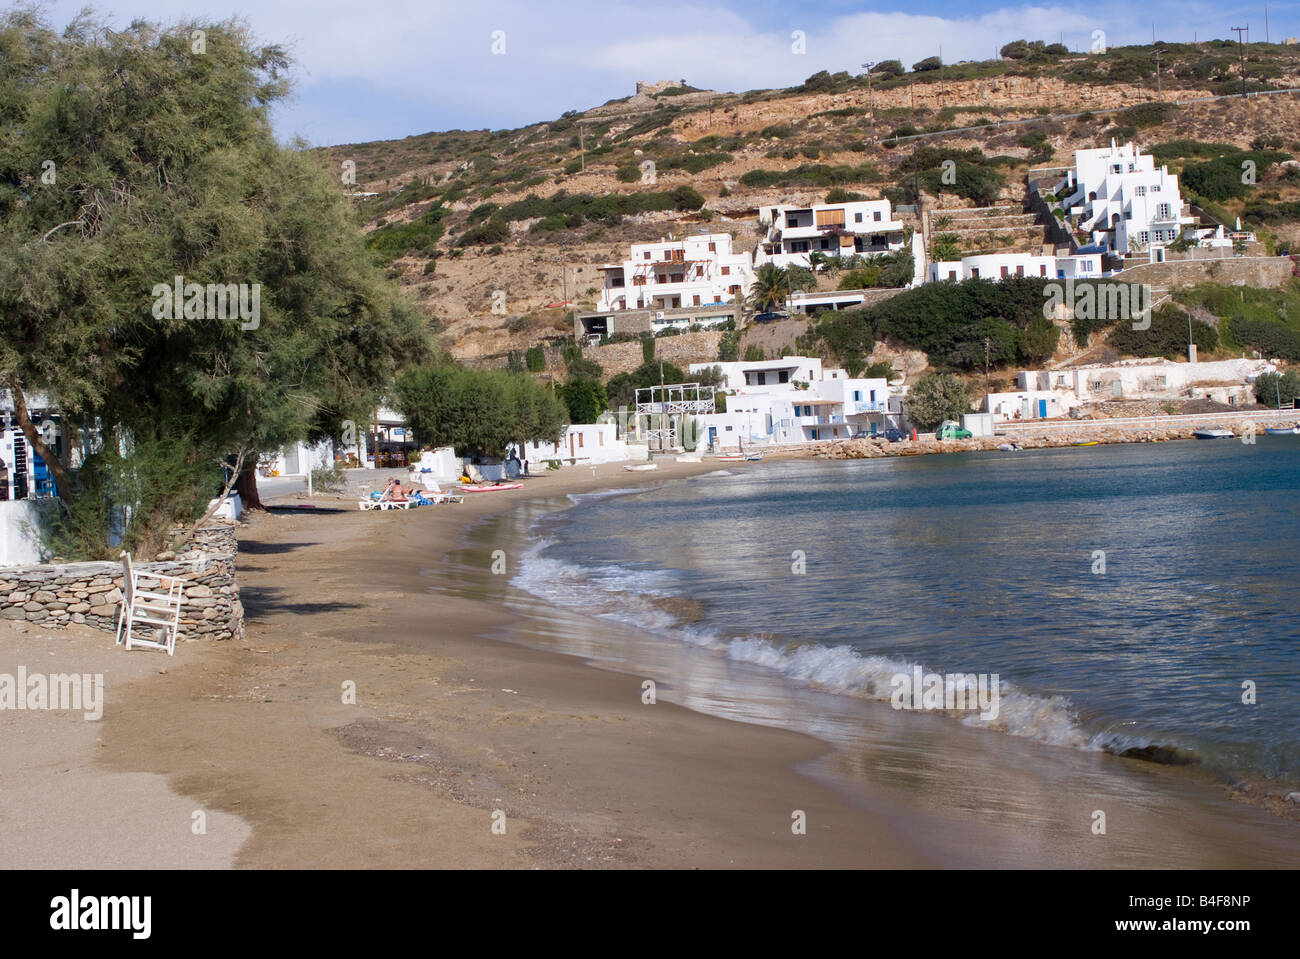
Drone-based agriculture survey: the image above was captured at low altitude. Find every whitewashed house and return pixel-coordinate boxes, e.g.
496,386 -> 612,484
928,251 -> 1103,283
523,423 -> 647,465
1055,140 -> 1195,254
987,357 -> 1278,420
596,233 -> 754,313
756,199 -> 906,269
686,357 -> 900,447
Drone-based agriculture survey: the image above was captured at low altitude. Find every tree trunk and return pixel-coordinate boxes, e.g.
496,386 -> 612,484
6,376 -> 74,500
234,454 -> 266,511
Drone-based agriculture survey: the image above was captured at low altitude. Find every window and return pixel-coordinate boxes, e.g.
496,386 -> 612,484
779,371 -> 790,384
633,275 -> 645,286
854,212 -> 863,223
853,390 -> 862,401
693,295 -> 701,306
1039,265 -> 1047,276
721,266 -> 730,275
729,285 -> 740,295
578,433 -> 584,448
708,242 -> 716,252
669,273 -> 683,283
643,251 -> 651,260
971,268 -> 980,278
1151,184 -> 1161,192
873,211 -> 882,221
1124,210 -> 1132,220
1138,231 -> 1149,244
1156,203 -> 1171,219
1111,164 -> 1121,173
815,209 -> 846,227
1135,186 -> 1146,196
1000,266 -> 1010,278
1015,266 -> 1024,277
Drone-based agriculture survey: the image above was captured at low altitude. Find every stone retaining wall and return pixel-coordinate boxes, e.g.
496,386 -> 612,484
0,524 -> 243,642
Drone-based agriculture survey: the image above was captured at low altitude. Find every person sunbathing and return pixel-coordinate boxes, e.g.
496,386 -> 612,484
380,478 -> 409,502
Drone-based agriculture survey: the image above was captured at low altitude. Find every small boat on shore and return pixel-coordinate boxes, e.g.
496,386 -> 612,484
460,482 -> 523,492
1265,425 -> 1300,435
744,453 -> 764,461
624,463 -> 658,471
1193,428 -> 1235,440
1071,440 -> 1099,447
997,443 -> 1022,452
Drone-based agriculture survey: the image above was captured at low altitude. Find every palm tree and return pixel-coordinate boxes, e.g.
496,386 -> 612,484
931,233 -> 962,262
748,263 -> 791,312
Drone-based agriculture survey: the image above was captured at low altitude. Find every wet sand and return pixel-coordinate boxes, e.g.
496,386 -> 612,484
2,459 -> 1297,868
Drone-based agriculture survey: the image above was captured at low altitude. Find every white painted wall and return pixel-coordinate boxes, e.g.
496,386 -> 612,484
0,500 -> 51,567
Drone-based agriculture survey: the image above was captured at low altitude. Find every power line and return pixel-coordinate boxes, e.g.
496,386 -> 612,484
1231,25 -> 1250,97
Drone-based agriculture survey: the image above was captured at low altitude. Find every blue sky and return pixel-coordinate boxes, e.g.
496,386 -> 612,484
31,1 -> 1300,145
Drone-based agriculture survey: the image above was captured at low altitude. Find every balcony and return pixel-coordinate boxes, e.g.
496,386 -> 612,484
852,401 -> 886,413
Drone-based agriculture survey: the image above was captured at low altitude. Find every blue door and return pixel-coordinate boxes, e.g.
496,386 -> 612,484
1038,399 -> 1048,419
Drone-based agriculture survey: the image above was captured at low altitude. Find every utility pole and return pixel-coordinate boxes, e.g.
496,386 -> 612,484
579,121 -> 585,171
1153,48 -> 1162,95
1266,6 -> 1270,44
1232,26 -> 1250,97
862,61 -> 875,110
984,338 -> 991,396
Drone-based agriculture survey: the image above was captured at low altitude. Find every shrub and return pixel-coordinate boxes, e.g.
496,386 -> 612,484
456,216 -> 510,246
615,165 -> 641,182
1253,369 -> 1300,406
525,346 -> 546,372
905,373 -> 971,431
1108,306 -> 1218,359
912,56 -> 942,72
1230,317 -> 1300,360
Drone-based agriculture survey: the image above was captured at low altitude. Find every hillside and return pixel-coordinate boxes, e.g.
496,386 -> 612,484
316,40 -> 1300,377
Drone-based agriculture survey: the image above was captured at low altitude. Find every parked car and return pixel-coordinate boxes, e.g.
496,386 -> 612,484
752,311 -> 789,323
935,420 -> 973,440
851,428 -> 907,442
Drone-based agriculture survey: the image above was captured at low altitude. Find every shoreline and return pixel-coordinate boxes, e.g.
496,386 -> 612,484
2,458 -> 1297,867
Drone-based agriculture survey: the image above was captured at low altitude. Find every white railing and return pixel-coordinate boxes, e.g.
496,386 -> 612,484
998,408 -> 1298,433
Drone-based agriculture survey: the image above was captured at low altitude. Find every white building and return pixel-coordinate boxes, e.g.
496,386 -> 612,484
522,423 -> 646,465
596,233 -> 754,312
756,199 -> 906,269
928,251 -> 1103,283
982,357 -> 1277,421
1020,357 -> 1274,405
686,357 -> 899,447
1056,140 -> 1195,254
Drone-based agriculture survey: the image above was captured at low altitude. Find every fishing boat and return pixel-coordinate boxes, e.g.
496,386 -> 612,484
1265,424 -> 1300,435
1193,428 -> 1235,440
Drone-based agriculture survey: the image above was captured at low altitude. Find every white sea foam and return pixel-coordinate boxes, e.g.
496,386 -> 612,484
512,541 -> 1153,757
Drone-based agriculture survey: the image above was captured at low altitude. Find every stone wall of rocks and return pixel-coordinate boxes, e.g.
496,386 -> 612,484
0,524 -> 243,642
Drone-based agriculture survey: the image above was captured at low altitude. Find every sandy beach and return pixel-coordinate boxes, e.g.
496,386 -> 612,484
3,459 -> 1297,869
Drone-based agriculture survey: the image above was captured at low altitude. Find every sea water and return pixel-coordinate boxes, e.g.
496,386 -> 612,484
514,440 -> 1300,790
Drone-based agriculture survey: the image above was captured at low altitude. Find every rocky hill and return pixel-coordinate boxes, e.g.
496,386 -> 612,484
315,40 -> 1300,374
